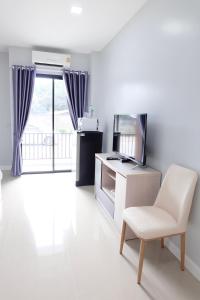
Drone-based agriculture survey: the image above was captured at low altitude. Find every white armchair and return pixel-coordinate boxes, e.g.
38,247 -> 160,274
120,164 -> 198,284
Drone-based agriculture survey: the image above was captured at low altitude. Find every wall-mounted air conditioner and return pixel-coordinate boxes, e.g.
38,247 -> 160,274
32,51 -> 71,68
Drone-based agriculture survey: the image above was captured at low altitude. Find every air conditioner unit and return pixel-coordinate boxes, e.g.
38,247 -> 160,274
32,51 -> 71,68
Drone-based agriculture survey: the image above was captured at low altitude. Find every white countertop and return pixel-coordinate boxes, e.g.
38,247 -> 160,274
95,153 -> 161,178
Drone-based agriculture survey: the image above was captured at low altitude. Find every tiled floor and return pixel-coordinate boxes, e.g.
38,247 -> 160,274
22,158 -> 76,172
0,172 -> 200,300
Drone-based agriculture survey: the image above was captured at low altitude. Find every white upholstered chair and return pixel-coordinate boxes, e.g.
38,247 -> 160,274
120,164 -> 198,284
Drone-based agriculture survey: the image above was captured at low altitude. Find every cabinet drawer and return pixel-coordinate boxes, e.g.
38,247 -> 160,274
96,187 -> 114,218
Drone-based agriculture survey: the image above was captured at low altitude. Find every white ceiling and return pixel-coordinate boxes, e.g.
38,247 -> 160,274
0,0 -> 146,53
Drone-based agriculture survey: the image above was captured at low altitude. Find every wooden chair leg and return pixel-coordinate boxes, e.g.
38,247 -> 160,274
180,233 -> 186,271
161,238 -> 164,248
137,239 -> 145,284
120,221 -> 126,255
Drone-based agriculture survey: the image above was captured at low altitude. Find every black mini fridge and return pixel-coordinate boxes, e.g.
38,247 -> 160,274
76,131 -> 103,186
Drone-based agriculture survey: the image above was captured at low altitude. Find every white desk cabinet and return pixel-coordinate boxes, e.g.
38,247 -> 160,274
95,154 -> 161,239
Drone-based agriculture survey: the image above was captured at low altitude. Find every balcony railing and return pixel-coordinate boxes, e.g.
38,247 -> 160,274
22,132 -> 74,160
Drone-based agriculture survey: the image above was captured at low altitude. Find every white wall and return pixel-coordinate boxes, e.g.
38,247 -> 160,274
89,52 -> 102,112
9,47 -> 32,66
0,52 -> 12,169
0,47 -> 91,169
91,0 -> 200,278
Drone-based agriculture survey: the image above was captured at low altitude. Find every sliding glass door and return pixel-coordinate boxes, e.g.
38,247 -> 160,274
54,77 -> 76,171
22,74 -> 75,173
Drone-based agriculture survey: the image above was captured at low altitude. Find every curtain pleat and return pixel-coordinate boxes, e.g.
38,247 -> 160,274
63,70 -> 88,130
11,65 -> 36,176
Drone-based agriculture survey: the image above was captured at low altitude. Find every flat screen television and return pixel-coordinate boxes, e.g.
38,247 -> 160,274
112,114 -> 147,166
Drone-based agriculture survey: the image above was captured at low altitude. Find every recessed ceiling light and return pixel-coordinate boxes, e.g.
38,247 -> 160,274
70,6 -> 83,15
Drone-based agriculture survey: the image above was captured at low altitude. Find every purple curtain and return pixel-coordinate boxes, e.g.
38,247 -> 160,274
11,65 -> 36,176
63,70 -> 88,130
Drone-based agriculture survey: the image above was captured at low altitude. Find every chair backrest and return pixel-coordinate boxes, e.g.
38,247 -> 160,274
154,164 -> 198,231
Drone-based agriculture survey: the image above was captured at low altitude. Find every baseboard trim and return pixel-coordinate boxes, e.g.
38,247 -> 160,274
165,239 -> 200,282
0,165 -> 11,171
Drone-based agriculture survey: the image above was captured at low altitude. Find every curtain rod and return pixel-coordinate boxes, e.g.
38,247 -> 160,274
11,65 -> 36,69
63,69 -> 88,74
10,65 -> 88,74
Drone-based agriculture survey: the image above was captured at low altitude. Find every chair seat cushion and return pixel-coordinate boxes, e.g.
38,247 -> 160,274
123,206 -> 180,240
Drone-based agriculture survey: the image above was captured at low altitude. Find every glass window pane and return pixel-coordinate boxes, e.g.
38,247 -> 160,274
54,79 -> 75,171
22,77 -> 53,172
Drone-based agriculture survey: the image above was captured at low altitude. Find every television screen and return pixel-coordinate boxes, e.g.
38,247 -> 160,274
112,114 -> 147,165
